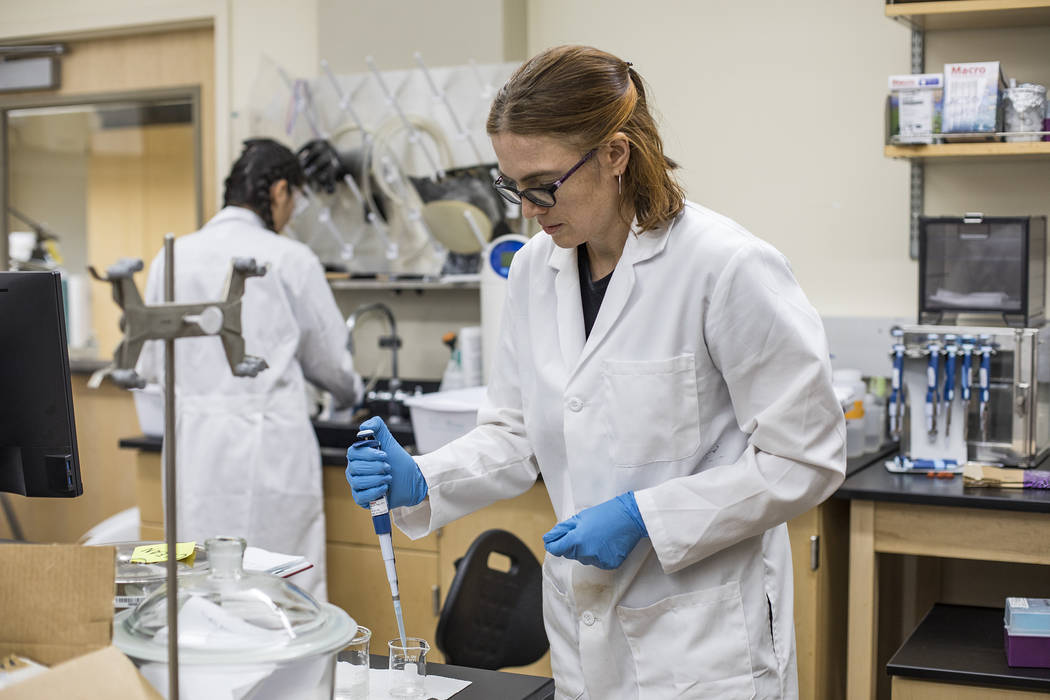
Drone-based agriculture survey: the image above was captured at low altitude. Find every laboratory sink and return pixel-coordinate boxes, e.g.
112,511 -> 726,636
311,415 -> 416,450
311,377 -> 436,454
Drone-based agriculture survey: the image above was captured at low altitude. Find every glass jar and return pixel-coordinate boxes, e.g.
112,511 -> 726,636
114,536 -> 356,700
1003,83 -> 1047,142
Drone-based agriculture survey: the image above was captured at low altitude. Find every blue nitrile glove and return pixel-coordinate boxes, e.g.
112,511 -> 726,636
345,416 -> 428,509
542,492 -> 648,570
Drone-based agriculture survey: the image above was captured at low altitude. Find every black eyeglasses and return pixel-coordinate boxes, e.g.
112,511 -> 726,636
493,149 -> 596,208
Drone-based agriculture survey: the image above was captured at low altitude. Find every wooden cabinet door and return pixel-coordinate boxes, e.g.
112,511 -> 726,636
326,541 -> 440,661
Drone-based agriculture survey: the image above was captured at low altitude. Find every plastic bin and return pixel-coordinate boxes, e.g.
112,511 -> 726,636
402,386 -> 487,453
131,384 -> 163,437
1004,597 -> 1050,668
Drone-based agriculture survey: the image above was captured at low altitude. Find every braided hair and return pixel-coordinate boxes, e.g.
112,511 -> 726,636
223,138 -> 305,232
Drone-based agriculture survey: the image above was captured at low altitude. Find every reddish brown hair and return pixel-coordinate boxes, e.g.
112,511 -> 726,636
487,45 -> 684,231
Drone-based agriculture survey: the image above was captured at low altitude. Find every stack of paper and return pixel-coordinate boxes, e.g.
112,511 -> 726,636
243,546 -> 312,578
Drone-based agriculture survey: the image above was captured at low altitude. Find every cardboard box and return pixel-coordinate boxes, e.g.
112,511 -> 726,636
943,61 -> 1007,136
888,72 -> 944,144
0,543 -> 162,699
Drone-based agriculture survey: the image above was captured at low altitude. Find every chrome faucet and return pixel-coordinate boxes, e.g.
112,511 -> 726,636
346,302 -> 404,423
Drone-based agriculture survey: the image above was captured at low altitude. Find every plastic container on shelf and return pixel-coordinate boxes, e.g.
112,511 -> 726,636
1004,597 -> 1050,668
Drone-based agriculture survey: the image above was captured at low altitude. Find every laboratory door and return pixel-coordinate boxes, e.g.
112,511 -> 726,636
0,25 -> 212,544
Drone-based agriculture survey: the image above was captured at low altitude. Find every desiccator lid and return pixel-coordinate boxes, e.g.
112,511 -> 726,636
113,536 -> 356,664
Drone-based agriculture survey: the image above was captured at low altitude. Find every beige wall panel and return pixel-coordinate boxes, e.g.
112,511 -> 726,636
326,541 -> 441,661
0,376 -> 138,543
14,28 -> 217,217
136,451 -> 163,527
87,123 -> 196,357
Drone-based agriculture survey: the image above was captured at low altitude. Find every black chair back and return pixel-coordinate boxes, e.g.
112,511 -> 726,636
435,528 -> 549,670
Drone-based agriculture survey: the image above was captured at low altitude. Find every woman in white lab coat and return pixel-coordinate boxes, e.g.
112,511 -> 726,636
347,47 -> 845,698
139,139 -> 363,600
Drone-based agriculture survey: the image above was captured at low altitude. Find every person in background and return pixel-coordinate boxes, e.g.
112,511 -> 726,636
138,138 -> 363,600
347,46 -> 845,698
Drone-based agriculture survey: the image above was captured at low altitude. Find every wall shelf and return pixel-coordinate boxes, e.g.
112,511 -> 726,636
886,0 -> 1050,30
885,140 -> 1050,159
326,274 -> 479,291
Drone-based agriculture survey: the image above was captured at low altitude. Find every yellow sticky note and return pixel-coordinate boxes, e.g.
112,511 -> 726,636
130,542 -> 197,566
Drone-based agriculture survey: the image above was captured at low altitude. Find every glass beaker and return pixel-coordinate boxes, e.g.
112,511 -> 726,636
336,625 -> 371,700
388,637 -> 429,698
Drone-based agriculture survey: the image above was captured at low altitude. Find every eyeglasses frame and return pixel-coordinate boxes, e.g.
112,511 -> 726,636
493,149 -> 597,208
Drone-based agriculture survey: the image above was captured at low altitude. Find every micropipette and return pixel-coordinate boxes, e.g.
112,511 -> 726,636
354,428 -> 408,648
942,334 -> 958,437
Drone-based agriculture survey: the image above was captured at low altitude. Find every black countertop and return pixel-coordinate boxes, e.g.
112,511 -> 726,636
846,442 -> 900,478
353,653 -> 554,700
69,357 -> 109,375
887,604 -> 1050,692
120,417 -> 417,466
834,453 -> 1050,514
123,434 -> 899,472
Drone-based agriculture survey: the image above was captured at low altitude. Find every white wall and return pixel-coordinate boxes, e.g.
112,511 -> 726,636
525,0 -> 1050,321
317,0 -> 525,73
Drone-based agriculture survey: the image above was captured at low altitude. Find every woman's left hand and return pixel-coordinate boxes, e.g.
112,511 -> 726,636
543,492 -> 648,569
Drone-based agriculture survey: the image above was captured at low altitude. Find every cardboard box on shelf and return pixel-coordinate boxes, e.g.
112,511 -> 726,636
0,543 -> 161,700
943,61 -> 1007,137
888,72 -> 944,144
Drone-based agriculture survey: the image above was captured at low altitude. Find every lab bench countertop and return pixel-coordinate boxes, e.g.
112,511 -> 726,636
119,417 -> 417,466
356,654 -> 554,700
834,453 -> 1050,513
887,604 -> 1050,692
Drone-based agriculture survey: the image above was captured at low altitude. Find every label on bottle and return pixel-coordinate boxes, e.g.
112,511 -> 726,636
370,499 -> 389,517
844,400 -> 865,420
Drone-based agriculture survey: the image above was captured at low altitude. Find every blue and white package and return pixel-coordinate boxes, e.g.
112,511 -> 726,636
943,61 -> 1006,134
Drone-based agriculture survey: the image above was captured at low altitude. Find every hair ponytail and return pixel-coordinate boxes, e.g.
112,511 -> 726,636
222,138 -> 305,232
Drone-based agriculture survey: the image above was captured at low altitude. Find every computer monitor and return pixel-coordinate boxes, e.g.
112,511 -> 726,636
0,270 -> 83,497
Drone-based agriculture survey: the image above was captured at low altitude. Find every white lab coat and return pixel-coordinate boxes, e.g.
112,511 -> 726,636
137,207 -> 363,600
395,202 -> 845,699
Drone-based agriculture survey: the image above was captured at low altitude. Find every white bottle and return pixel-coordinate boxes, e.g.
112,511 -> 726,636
439,349 -> 465,392
833,368 -> 867,458
864,376 -> 888,451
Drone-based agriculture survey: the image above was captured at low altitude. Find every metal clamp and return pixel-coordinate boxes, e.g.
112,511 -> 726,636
88,256 -> 270,388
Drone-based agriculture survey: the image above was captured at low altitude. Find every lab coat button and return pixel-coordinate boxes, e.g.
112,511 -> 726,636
567,397 -> 583,412
581,610 -> 595,626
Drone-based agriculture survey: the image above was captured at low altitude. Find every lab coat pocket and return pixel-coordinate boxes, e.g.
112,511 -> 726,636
616,581 -> 756,699
601,354 -> 701,467
541,561 -> 585,700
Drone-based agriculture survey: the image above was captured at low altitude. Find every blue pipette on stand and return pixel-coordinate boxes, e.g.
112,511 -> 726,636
354,428 -> 408,648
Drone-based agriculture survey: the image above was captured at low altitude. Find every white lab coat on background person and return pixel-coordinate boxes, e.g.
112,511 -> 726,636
137,206 -> 363,600
393,202 -> 846,699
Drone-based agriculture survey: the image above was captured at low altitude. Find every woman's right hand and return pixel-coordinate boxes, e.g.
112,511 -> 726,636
345,416 -> 428,509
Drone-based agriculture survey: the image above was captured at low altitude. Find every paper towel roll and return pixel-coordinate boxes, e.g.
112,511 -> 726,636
65,273 -> 93,349
458,326 -> 483,388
